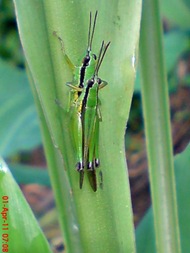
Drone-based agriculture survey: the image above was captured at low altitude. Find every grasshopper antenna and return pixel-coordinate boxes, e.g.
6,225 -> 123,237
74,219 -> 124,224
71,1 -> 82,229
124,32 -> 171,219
88,11 -> 98,52
95,41 -> 105,74
95,41 -> 111,75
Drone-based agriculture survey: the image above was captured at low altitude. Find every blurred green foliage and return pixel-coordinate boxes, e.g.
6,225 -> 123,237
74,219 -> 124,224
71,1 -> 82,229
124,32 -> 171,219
128,0 -> 190,142
0,0 -> 24,67
0,59 -> 41,157
136,144 -> 190,252
0,0 -> 190,251
0,0 -> 42,183
0,158 -> 53,253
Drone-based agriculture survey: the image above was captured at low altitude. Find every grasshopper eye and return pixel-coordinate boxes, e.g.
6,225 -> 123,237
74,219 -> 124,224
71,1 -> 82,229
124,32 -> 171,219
88,78 -> 94,87
90,78 -> 95,84
97,78 -> 102,84
83,55 -> 90,65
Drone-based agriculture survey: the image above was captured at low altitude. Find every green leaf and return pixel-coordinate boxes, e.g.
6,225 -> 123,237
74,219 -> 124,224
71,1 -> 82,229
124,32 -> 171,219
135,30 -> 189,92
164,31 -> 189,72
0,59 -> 41,157
160,0 -> 190,29
13,0 -> 142,252
136,144 -> 190,253
182,74 -> 190,86
0,158 -> 53,253
139,0 -> 181,252
8,163 -> 50,186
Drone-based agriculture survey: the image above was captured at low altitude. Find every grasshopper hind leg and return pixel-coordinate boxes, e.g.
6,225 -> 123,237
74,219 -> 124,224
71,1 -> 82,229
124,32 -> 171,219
86,156 -> 97,192
85,116 -> 100,192
94,120 -> 100,168
76,160 -> 85,190
87,169 -> 97,192
87,111 -> 100,171
70,108 -> 85,188
93,105 -> 101,168
79,170 -> 85,189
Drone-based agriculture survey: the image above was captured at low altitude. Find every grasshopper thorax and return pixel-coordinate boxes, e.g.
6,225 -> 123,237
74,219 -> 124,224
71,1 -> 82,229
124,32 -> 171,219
82,50 -> 96,68
79,50 -> 97,87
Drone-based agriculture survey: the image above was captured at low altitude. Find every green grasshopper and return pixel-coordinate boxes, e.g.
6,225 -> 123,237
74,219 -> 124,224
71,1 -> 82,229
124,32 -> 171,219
83,41 -> 110,170
68,16 -> 110,191
55,11 -> 110,191
54,11 -> 98,105
54,11 -> 98,169
71,40 -> 110,191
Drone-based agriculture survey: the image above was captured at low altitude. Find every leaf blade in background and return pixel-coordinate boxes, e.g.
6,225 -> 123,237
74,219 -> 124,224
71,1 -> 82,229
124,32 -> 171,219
164,31 -> 189,72
160,0 -> 190,29
136,144 -> 190,253
0,158 -> 53,253
8,163 -> 50,186
0,59 -> 41,157
139,0 -> 181,251
135,30 -> 189,92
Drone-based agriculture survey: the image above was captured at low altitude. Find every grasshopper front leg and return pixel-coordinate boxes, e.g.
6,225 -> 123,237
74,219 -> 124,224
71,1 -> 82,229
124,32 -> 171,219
53,31 -> 75,71
66,83 -> 83,111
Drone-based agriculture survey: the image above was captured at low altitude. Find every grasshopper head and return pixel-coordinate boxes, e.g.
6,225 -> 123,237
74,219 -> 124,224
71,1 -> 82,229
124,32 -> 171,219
82,50 -> 97,67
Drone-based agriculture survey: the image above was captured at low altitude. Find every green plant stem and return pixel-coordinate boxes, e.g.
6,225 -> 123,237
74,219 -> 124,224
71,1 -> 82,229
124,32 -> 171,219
139,0 -> 181,253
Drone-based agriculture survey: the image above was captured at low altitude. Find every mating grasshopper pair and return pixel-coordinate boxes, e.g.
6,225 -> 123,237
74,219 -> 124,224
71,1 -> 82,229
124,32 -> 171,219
55,11 -> 110,191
